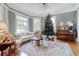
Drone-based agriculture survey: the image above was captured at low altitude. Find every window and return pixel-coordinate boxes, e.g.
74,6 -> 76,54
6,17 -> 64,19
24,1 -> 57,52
0,4 -> 7,31
51,16 -> 56,32
16,15 -> 28,33
33,18 -> 41,32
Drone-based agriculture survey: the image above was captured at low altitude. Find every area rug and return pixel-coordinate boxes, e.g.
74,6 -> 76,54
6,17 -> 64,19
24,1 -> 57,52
20,41 -> 74,56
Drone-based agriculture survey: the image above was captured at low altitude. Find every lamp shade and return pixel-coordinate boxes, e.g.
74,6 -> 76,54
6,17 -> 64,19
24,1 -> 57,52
0,21 -> 7,31
0,33 -> 5,42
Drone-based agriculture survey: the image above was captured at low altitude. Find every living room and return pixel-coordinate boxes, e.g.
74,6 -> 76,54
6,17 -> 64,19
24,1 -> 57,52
0,3 -> 79,56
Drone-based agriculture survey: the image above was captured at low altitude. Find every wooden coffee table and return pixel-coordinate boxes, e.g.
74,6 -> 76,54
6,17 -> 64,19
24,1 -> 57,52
32,38 -> 43,46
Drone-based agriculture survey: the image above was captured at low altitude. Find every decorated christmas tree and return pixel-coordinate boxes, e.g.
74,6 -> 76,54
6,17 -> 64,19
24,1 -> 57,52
43,14 -> 54,40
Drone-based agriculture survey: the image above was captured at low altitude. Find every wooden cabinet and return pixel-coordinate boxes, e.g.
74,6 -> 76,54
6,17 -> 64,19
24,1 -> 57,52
56,29 -> 75,41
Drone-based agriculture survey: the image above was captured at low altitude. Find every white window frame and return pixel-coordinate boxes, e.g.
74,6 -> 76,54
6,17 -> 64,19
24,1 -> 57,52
15,14 -> 29,33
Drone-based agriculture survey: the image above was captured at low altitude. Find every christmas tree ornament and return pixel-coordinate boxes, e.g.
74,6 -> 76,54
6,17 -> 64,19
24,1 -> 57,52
43,14 -> 54,41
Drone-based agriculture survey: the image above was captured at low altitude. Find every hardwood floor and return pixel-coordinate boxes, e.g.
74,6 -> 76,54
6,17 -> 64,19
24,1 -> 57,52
57,40 -> 79,56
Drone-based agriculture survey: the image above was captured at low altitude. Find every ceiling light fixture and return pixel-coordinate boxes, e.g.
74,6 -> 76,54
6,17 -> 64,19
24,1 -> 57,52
42,3 -> 48,8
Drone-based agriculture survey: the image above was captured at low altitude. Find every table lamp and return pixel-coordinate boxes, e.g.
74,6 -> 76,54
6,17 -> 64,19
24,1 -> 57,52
0,21 -> 7,42
0,21 -> 7,31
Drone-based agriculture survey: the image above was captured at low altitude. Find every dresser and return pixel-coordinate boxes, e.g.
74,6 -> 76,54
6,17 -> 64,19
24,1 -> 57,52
56,29 -> 75,41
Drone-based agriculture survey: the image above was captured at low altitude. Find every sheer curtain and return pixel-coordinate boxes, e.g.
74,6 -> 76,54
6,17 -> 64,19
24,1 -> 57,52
41,17 -> 45,32
28,18 -> 33,32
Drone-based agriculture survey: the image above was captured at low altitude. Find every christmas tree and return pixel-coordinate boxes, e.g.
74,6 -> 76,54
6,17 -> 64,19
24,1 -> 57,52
43,14 -> 54,40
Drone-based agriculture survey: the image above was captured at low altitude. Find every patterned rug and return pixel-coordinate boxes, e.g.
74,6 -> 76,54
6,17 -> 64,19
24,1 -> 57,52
20,41 -> 74,56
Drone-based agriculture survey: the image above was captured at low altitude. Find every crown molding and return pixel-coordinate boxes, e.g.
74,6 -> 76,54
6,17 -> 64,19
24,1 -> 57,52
1,3 -> 78,18
4,3 -> 43,18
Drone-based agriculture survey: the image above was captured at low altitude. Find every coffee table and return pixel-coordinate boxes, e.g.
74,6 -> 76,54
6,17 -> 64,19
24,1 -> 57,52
32,38 -> 43,46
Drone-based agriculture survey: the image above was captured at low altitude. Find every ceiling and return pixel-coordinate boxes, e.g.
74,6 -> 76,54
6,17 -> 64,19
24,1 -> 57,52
6,3 -> 79,17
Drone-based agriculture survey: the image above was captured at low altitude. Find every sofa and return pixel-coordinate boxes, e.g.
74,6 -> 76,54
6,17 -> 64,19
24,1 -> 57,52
14,32 -> 34,44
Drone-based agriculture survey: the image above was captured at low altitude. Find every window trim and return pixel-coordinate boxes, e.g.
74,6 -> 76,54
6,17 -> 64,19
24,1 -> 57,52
15,14 -> 29,33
